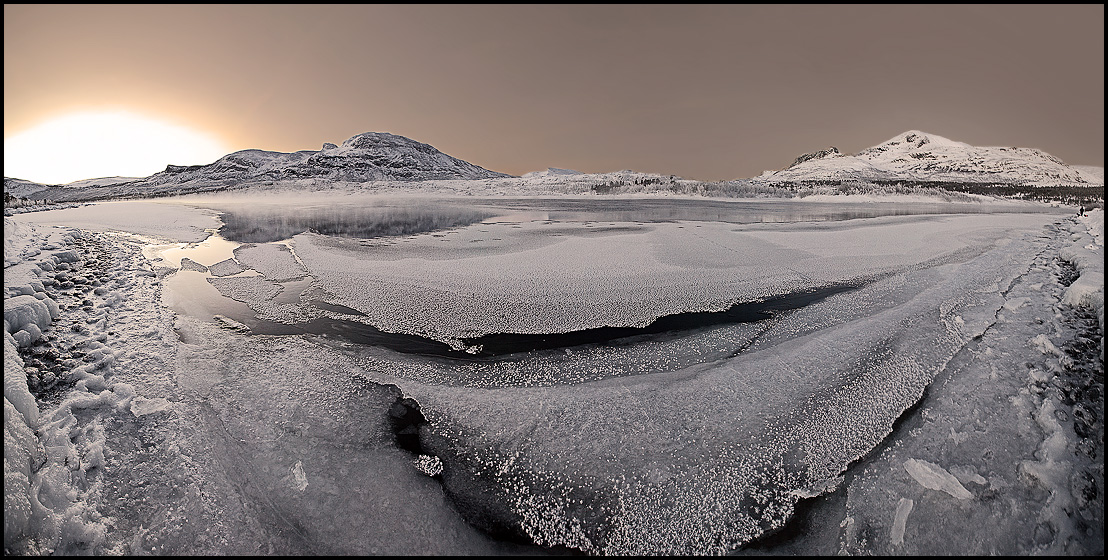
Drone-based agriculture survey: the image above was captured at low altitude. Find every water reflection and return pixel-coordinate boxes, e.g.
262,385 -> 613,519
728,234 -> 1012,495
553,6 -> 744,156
468,197 -> 1003,225
200,196 -> 1024,244
216,203 -> 498,243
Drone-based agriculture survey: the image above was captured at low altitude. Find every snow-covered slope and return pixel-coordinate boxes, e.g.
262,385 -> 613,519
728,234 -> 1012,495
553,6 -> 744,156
760,130 -> 1104,187
3,177 -> 53,200
1072,165 -> 1104,184
63,177 -> 144,188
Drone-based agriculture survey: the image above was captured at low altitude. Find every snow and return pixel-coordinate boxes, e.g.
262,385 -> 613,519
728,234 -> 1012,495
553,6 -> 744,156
62,177 -> 143,188
1072,165 -> 1104,184
3,193 -> 1102,555
1059,208 -> 1105,360
521,167 -> 585,178
5,331 -> 39,425
6,201 -> 220,243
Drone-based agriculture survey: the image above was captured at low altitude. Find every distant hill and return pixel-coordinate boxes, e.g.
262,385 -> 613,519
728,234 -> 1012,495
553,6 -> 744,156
141,132 -> 512,187
755,130 -> 1104,188
4,132 -> 512,202
4,130 -> 1102,204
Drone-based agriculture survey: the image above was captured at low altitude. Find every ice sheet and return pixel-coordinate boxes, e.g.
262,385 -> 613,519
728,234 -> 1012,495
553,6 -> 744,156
289,213 -> 1057,349
9,200 -> 220,243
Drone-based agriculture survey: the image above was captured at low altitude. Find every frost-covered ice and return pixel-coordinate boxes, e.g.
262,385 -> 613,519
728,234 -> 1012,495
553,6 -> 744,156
206,257 -> 246,277
289,212 -> 1053,348
233,243 -> 307,282
4,196 -> 1103,555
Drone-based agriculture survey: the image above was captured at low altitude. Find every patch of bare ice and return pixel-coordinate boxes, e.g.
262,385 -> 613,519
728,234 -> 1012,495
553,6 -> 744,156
903,458 -> 973,499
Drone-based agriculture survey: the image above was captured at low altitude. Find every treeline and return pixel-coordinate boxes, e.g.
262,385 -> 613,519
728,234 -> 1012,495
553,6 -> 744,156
758,179 -> 1103,205
927,183 -> 1104,206
3,192 -> 53,209
582,178 -> 796,198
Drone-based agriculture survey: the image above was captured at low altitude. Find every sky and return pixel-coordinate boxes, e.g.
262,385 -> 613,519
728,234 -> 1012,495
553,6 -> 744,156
4,4 -> 1104,184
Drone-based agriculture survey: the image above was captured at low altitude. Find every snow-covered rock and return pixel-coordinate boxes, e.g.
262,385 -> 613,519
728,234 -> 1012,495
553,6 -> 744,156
4,294 -> 60,348
5,329 -> 41,549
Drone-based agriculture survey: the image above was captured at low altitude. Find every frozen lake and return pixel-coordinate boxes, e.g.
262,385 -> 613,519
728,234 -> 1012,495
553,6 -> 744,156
151,195 -> 1051,358
5,195 -> 1101,555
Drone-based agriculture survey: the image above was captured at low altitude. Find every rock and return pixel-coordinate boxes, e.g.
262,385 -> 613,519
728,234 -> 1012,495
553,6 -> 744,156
388,397 -> 427,454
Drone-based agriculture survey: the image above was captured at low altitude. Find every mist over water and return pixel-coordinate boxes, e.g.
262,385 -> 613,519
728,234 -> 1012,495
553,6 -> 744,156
215,202 -> 498,243
195,195 -> 1033,244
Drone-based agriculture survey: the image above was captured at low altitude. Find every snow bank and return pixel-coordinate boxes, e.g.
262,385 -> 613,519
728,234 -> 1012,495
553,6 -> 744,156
1059,208 -> 1104,360
3,216 -> 143,553
5,331 -> 42,547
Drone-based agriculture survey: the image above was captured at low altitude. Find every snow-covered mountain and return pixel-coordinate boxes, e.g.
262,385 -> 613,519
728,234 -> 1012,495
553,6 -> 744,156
3,132 -> 513,202
758,130 -> 1104,187
143,132 -> 512,186
521,167 -> 586,178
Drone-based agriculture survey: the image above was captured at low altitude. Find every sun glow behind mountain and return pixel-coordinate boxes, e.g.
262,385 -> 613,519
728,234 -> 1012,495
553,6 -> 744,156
3,111 -> 229,185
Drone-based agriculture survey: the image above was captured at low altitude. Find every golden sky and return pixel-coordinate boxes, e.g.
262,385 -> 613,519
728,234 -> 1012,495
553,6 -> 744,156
4,4 -> 1104,182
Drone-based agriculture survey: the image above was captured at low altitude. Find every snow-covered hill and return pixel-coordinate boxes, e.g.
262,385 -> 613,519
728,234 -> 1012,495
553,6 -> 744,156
3,132 -> 514,202
3,177 -> 51,200
758,130 -> 1104,187
143,132 -> 512,186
